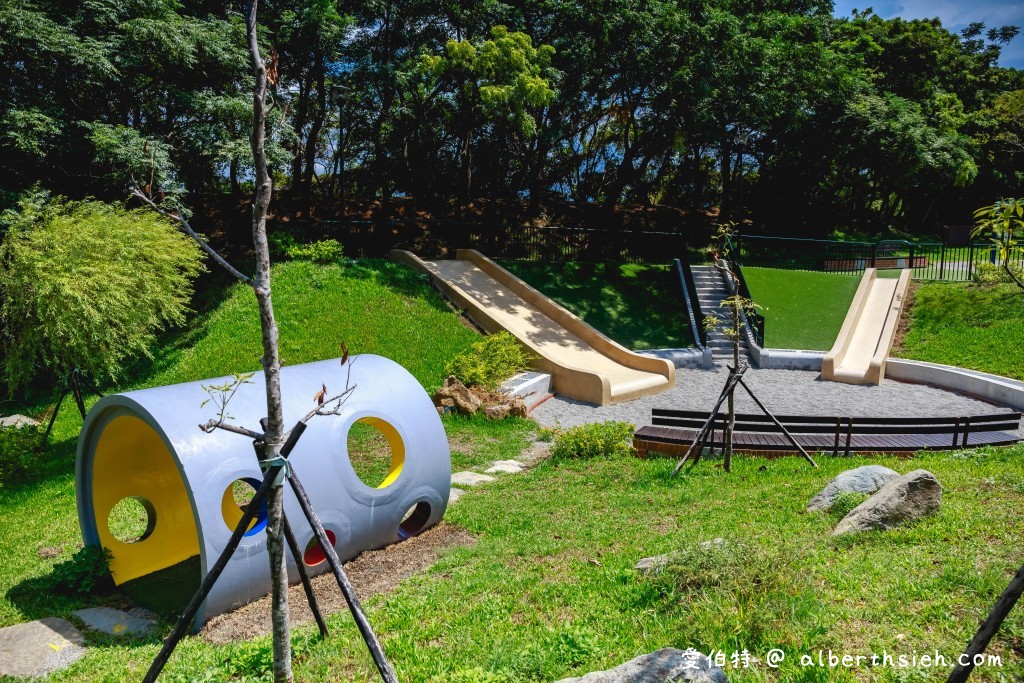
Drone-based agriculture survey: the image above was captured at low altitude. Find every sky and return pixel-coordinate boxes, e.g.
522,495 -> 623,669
832,0 -> 1024,69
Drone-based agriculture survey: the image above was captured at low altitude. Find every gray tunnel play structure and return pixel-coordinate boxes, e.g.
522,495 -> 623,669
75,355 -> 450,628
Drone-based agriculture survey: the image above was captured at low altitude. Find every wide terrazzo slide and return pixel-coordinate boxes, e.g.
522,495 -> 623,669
823,267 -> 912,385
392,249 -> 675,406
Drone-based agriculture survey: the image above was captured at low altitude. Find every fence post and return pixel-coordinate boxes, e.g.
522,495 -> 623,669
939,242 -> 946,280
870,243 -> 877,269
968,242 -> 975,281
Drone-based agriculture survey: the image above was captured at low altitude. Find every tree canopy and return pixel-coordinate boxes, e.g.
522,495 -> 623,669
1,0 -> 1021,236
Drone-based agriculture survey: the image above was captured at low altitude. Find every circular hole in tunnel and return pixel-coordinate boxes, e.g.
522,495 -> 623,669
107,497 -> 156,544
303,530 -> 337,566
346,418 -> 404,489
221,478 -> 268,537
398,502 -> 432,540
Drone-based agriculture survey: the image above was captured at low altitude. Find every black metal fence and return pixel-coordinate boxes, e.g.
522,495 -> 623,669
284,219 -> 688,264
735,235 -> 1024,281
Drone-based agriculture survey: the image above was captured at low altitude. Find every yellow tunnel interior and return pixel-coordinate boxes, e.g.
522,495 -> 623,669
358,416 -> 405,488
92,415 -> 200,584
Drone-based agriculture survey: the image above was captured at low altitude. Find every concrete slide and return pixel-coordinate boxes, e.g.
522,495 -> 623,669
393,249 -> 675,406
822,268 -> 912,385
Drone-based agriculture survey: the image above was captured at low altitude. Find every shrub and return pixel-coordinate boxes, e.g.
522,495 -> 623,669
52,546 -> 113,597
268,232 -> 346,264
550,420 -> 635,460
444,331 -> 535,390
286,238 -> 345,264
0,192 -> 205,391
660,539 -> 750,590
972,261 -> 1024,285
830,491 -> 869,517
0,421 -> 41,485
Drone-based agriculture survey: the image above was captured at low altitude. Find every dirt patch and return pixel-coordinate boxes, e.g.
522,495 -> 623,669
891,280 -> 918,355
201,523 -> 475,644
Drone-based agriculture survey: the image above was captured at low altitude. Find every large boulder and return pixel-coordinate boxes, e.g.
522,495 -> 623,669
433,376 -> 481,415
807,465 -> 900,512
832,469 -> 942,536
555,648 -> 727,682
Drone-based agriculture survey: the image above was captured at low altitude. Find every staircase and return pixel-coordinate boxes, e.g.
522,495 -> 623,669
691,265 -> 752,363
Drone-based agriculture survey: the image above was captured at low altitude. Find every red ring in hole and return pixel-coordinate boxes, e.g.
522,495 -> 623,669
302,530 -> 337,566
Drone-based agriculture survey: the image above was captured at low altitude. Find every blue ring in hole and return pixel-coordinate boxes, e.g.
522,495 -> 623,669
240,477 -> 269,537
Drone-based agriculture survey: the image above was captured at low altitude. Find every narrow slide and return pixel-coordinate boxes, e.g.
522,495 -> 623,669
822,268 -> 912,385
393,249 -> 675,406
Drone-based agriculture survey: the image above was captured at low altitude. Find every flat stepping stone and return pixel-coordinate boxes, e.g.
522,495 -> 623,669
484,460 -> 525,474
0,618 -> 86,678
73,607 -> 156,636
451,471 -> 496,487
448,487 -> 467,504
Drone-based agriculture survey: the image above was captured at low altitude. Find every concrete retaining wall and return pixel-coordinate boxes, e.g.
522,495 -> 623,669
885,359 -> 1024,412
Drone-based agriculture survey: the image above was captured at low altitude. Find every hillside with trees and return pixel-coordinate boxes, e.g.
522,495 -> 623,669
1,0 -> 1021,236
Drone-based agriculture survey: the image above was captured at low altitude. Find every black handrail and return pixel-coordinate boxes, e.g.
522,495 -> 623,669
674,255 -> 706,347
726,235 -> 765,348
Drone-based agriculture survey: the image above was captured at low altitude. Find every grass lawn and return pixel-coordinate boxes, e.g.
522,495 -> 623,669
498,261 -> 694,350
743,267 -> 861,351
0,257 -> 539,627
4,258 -> 1024,682
896,282 -> 1024,381
12,447 -> 1023,682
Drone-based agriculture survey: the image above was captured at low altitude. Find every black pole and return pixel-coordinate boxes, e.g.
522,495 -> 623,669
283,514 -> 329,639
670,367 -> 747,477
287,469 -> 399,683
41,384 -> 70,449
143,465 -> 281,683
734,375 -> 818,468
947,562 -> 1024,683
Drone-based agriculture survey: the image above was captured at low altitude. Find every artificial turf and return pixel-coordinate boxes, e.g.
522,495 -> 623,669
742,267 -> 862,351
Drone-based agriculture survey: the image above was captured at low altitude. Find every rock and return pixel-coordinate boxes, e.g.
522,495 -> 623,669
73,607 -> 156,636
634,554 -> 672,575
448,488 -> 467,504
832,470 -> 942,536
508,396 -> 529,418
0,618 -> 87,678
482,404 -> 511,420
485,460 -> 525,474
433,376 -> 481,415
807,465 -> 900,512
518,442 -> 551,466
0,414 -> 39,429
555,648 -> 727,682
451,471 -> 496,487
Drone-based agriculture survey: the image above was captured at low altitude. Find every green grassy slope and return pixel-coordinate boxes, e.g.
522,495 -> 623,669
743,267 -> 861,351
499,261 -> 694,350
896,282 -> 1024,380
0,259 -> 539,629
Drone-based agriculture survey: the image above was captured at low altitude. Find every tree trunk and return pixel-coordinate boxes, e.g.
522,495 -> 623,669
303,64 -> 327,211
246,2 -> 291,680
725,298 -> 738,473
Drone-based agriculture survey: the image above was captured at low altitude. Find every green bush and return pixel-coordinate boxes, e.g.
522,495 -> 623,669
972,261 -> 1024,285
52,546 -> 113,597
550,420 -> 635,460
268,232 -> 346,264
830,491 -> 869,517
0,421 -> 41,485
286,238 -> 345,264
0,192 -> 205,391
444,331 -> 535,390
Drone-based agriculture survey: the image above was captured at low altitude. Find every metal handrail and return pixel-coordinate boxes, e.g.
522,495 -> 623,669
674,255 -> 706,348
